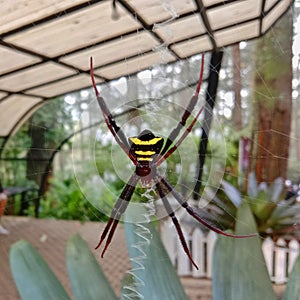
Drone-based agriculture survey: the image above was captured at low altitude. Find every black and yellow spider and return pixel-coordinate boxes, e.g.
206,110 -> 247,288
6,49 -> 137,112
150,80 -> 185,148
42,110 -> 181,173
90,56 -> 255,269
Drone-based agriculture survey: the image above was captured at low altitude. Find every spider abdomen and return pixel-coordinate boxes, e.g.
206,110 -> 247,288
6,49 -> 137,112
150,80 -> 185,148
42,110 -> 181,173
128,129 -> 164,163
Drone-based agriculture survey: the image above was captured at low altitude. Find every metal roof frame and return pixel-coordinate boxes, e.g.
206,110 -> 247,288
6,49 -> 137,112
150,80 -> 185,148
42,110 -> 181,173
0,0 -> 293,138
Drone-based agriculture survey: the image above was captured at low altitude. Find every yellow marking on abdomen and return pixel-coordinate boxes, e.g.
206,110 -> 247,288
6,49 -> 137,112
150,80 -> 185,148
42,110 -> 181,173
135,150 -> 156,156
137,157 -> 153,161
129,137 -> 162,145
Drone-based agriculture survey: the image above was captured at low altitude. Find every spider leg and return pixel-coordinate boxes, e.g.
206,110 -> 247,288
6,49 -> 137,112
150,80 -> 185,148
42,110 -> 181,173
159,176 -> 257,238
95,173 -> 139,257
90,57 -> 137,164
156,105 -> 204,166
155,180 -> 199,269
159,54 -> 205,158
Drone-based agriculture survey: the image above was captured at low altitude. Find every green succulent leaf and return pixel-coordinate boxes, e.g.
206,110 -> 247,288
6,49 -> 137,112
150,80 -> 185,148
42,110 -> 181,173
206,187 -> 236,216
268,177 -> 284,202
249,190 -> 277,222
271,197 -> 297,219
211,230 -> 236,298
120,273 -> 141,300
283,253 -> 300,300
273,203 -> 300,220
124,207 -> 189,300
66,234 -> 118,300
10,240 -> 71,300
221,180 -> 242,207
247,172 -> 258,198
212,201 -> 276,300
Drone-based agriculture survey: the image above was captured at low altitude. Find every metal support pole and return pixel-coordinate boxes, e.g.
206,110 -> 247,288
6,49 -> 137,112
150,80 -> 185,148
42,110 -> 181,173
193,50 -> 223,200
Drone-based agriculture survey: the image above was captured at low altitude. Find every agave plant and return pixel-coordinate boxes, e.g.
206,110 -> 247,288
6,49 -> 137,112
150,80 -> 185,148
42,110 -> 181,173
9,209 -> 188,300
212,200 -> 300,300
10,204 -> 300,300
203,173 -> 300,240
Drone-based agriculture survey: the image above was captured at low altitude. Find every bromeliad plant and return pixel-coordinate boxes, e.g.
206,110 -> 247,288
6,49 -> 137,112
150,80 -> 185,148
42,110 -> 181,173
204,172 -> 300,240
247,173 -> 300,239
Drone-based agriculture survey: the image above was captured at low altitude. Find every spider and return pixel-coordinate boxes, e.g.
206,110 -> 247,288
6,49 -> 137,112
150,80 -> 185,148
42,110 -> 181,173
90,55 -> 256,269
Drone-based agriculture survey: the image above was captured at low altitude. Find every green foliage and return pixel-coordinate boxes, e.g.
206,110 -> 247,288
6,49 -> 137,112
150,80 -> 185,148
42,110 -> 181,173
30,99 -> 74,149
1,98 -> 74,188
27,174 -> 107,222
95,144 -> 127,178
212,201 -> 276,300
0,126 -> 31,188
287,160 -> 300,183
10,220 -> 188,300
206,173 -> 300,240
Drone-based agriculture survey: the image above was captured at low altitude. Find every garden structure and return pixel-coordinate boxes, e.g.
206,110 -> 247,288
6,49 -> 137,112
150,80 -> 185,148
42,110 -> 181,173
0,1 -> 298,300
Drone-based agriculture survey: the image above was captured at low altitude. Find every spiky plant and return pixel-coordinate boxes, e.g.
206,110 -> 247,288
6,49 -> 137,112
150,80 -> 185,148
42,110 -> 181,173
202,173 -> 300,240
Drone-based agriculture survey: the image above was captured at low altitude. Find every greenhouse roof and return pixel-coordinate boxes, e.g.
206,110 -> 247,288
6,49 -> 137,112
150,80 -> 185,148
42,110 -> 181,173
0,0 -> 292,138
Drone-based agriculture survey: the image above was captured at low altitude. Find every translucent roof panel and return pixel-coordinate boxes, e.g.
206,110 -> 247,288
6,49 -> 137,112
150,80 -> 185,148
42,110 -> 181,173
0,95 -> 43,137
0,0 -> 293,138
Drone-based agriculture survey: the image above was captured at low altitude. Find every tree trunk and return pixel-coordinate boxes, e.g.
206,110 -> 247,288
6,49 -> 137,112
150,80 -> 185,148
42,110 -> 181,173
26,118 -> 52,189
252,9 -> 293,183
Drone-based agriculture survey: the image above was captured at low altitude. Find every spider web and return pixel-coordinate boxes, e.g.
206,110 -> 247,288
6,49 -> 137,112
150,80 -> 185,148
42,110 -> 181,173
71,1 -> 300,297
1,1 -> 300,298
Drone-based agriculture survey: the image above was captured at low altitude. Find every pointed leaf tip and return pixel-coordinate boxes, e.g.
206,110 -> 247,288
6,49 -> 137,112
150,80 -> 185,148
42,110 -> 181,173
10,240 -> 70,300
66,234 -> 118,300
